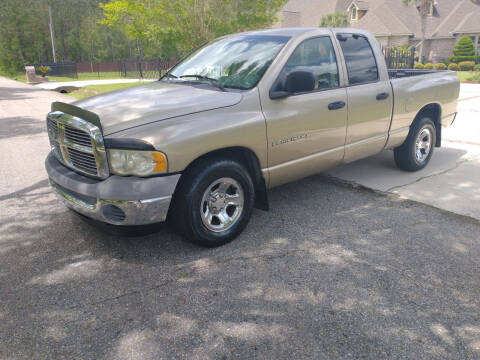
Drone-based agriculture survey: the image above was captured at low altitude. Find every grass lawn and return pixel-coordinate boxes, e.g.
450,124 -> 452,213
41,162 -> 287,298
5,71 -> 158,83
68,82 -> 145,99
457,71 -> 480,83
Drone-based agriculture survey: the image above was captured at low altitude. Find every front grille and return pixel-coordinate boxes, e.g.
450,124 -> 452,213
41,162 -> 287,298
46,112 -> 107,178
47,118 -> 58,138
64,125 -> 92,147
67,148 -> 98,175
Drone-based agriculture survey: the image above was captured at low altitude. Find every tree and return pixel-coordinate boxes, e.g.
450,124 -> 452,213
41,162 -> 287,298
100,0 -> 288,59
450,36 -> 477,63
402,0 -> 430,61
319,12 -> 349,28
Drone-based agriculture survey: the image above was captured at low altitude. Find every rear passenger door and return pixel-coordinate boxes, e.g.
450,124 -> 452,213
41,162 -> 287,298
337,33 -> 393,162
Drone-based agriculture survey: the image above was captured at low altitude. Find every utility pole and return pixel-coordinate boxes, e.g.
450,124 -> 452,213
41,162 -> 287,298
48,3 -> 57,63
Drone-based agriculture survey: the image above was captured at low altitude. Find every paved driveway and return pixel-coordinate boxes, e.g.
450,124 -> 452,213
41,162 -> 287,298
1,77 -> 480,359
326,84 -> 480,220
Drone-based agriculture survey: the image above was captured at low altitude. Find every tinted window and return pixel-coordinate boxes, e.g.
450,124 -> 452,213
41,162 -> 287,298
283,37 -> 339,91
338,34 -> 378,85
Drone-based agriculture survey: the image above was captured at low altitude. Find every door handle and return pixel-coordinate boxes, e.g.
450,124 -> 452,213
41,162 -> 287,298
376,92 -> 390,100
328,101 -> 346,110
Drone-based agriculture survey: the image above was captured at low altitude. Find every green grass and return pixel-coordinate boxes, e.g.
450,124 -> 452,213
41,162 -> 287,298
68,82 -> 145,99
456,71 -> 480,83
8,71 -> 145,83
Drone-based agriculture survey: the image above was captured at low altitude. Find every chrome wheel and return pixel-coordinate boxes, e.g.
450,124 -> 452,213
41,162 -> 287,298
415,127 -> 432,164
200,177 -> 244,232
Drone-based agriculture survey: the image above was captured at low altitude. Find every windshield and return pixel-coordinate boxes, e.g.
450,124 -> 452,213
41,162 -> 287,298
165,35 -> 290,90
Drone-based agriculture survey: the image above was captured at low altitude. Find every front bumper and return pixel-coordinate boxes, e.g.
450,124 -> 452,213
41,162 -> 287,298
45,152 -> 181,225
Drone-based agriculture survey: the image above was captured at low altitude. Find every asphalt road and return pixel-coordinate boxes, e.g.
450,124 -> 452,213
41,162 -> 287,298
1,77 -> 480,360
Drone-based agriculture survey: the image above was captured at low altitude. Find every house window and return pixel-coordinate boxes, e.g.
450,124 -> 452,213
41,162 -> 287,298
428,0 -> 434,16
351,6 -> 358,21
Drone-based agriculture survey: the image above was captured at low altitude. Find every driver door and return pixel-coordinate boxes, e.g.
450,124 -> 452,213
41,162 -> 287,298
260,36 -> 348,187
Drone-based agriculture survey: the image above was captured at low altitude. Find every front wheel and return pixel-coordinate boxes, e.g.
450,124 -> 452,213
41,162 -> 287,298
394,117 -> 436,172
170,158 -> 255,247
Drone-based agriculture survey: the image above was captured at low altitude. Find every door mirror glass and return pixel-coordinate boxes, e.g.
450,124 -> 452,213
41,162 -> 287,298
270,70 -> 315,99
285,70 -> 316,93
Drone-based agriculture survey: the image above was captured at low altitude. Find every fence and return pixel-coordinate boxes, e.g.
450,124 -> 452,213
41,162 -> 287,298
33,62 -> 78,79
384,47 -> 416,69
76,60 -> 177,79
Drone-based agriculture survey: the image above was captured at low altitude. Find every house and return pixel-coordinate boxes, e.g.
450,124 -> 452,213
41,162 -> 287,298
273,0 -> 480,62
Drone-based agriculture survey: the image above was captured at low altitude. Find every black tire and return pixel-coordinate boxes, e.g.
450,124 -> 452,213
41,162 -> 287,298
170,157 -> 255,247
394,117 -> 436,172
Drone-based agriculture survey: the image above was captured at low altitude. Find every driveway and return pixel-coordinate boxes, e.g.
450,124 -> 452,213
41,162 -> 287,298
326,83 -> 480,220
1,76 -> 480,359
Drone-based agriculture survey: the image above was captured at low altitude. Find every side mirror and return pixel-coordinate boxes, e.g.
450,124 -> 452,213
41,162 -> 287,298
269,70 -> 316,99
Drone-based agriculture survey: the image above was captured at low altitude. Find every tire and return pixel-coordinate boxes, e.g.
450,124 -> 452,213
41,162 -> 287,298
394,117 -> 436,172
170,158 -> 255,247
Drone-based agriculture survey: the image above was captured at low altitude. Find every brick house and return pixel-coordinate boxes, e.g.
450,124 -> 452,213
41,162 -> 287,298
273,0 -> 480,62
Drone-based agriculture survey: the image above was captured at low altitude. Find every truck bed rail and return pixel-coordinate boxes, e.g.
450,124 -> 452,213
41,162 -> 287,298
388,69 -> 449,79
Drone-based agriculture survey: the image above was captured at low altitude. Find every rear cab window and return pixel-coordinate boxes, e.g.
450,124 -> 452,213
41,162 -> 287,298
337,33 -> 379,85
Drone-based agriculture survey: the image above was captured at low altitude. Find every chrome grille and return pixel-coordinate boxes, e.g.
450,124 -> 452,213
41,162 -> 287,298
64,125 -> 92,147
67,148 -> 98,174
46,111 -> 109,179
47,118 -> 58,139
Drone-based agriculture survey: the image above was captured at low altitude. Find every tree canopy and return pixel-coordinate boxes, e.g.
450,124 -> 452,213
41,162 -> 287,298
0,0 -> 287,76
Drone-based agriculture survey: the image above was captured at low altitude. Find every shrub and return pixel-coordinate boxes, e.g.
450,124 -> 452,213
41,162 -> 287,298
36,65 -> 51,77
474,64 -> 480,71
424,63 -> 434,69
434,63 -> 447,70
448,63 -> 458,71
449,36 -> 477,63
458,61 -> 475,71
414,62 -> 425,69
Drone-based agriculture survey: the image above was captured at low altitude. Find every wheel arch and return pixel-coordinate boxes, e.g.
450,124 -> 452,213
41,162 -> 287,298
176,146 -> 269,211
413,103 -> 442,147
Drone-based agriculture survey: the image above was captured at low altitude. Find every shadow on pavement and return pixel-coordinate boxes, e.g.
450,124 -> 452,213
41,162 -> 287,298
1,174 -> 480,359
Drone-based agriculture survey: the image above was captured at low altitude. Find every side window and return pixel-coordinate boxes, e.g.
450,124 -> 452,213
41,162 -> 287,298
283,37 -> 340,91
338,33 -> 379,85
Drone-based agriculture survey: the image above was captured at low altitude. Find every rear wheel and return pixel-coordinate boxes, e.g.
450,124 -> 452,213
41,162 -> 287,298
170,158 -> 255,247
394,117 -> 436,172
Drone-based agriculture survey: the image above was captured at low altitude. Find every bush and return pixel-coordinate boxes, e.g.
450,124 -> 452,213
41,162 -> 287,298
448,63 -> 458,71
474,64 -> 480,71
449,36 -> 477,63
434,63 -> 447,70
36,65 -> 51,77
424,63 -> 434,69
414,62 -> 425,69
458,61 -> 475,71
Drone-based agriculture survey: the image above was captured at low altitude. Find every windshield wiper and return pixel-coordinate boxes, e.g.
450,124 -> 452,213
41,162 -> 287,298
161,73 -> 178,80
179,74 -> 225,92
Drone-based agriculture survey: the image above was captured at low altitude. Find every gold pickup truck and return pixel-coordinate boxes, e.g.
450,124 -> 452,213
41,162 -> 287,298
45,28 -> 459,247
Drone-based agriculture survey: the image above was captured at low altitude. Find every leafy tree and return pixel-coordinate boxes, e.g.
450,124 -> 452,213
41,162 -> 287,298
402,0 -> 430,61
319,13 -> 349,28
100,0 -> 288,59
449,36 -> 477,63
0,0 -> 133,75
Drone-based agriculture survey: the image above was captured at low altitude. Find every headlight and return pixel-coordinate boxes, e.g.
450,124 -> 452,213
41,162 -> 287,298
107,149 -> 167,176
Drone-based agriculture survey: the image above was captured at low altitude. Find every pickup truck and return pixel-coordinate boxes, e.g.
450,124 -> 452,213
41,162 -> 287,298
45,28 -> 460,247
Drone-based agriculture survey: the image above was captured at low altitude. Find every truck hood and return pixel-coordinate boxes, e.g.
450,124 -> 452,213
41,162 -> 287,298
73,81 -> 243,136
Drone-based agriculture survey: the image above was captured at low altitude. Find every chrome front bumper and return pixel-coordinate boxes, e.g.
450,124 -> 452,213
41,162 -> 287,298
45,152 -> 181,225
